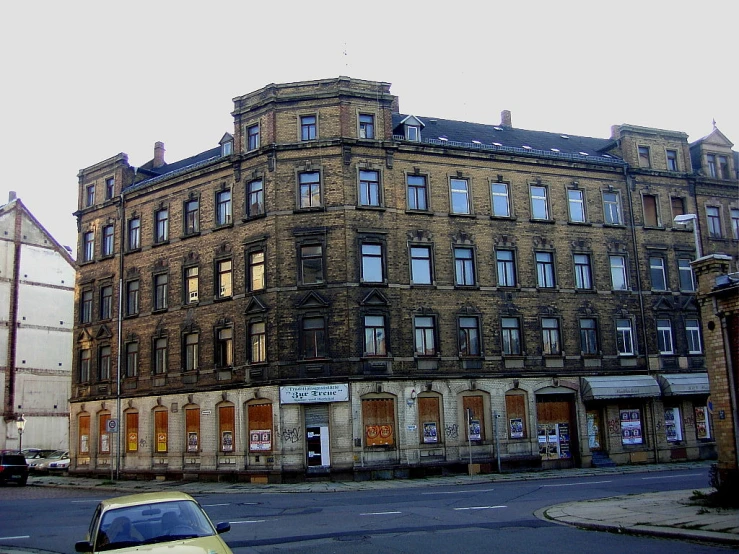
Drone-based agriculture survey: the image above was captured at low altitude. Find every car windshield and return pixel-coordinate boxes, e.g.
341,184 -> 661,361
96,500 -> 216,551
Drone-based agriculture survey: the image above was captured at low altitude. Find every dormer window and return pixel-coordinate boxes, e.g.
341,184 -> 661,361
406,125 -> 420,141
221,141 -> 233,156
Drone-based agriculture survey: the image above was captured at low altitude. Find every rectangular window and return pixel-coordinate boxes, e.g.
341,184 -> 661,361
671,196 -> 685,218
574,254 -> 593,290
616,319 -> 635,355
664,407 -> 682,442
98,346 -> 111,380
300,115 -> 316,141
541,318 -> 561,355
707,154 -> 717,178
126,412 -> 139,453
359,170 -> 380,207
678,258 -> 695,291
217,259 -> 232,298
154,273 -> 168,310
491,182 -> 511,217
105,177 -> 115,200
80,290 -> 92,323
638,145 -> 651,168
535,252 -> 556,288
501,317 -> 522,355
603,192 -> 622,225
125,342 -> 138,377
414,315 -> 437,356
620,408 -> 643,445
406,125 -> 420,141
649,257 -> 667,291
302,316 -> 326,359
718,155 -> 729,179
364,315 -> 387,356
359,114 -> 375,139
450,178 -> 471,214
299,171 -> 321,208
102,225 -> 114,256
185,266 -> 198,303
86,184 -> 95,207
568,189 -> 586,222
247,124 -> 260,151
454,247 -> 475,286
363,398 -> 396,447
496,249 -> 516,287
248,403 -> 273,453
155,410 -> 168,453
186,407 -> 200,453
83,231 -> 94,262
458,316 -> 481,356
100,285 -> 112,320
221,138 -> 232,156
579,318 -> 598,355
79,349 -> 91,382
126,280 -> 139,316
643,194 -> 660,227
185,199 -> 200,234
731,208 -> 739,240
657,319 -> 673,354
463,395 -> 485,441
216,327 -> 233,367
706,206 -> 722,238
216,189 -> 232,226
610,255 -> 628,290
99,413 -> 111,453
127,218 -> 140,250
249,321 -> 267,363
361,243 -> 383,283
695,406 -> 711,439
530,185 -> 549,220
300,244 -> 324,285
154,337 -> 167,374
419,396 -> 441,444
410,245 -> 433,285
249,250 -> 265,291
407,175 -> 428,211
79,414 -> 90,454
185,333 -> 199,371
666,149 -> 678,171
506,394 -> 527,439
247,179 -> 264,217
685,319 -> 702,354
155,209 -> 168,243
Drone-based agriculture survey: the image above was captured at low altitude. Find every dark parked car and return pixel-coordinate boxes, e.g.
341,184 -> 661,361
0,451 -> 29,485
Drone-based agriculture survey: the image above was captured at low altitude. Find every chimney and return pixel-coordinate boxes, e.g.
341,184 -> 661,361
8,191 -> 17,202
500,110 -> 512,128
153,141 -> 166,169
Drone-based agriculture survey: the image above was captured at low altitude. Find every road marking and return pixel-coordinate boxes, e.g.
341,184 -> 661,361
641,474 -> 693,480
229,520 -> 266,524
0,536 -> 30,541
202,503 -> 230,507
542,480 -> 612,487
453,506 -> 506,511
360,511 -> 402,516
71,500 -> 103,503
422,488 -> 495,495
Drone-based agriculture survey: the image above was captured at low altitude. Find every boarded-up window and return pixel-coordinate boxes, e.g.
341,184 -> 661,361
154,410 -> 168,453
506,393 -> 527,439
462,395 -> 485,441
79,414 -> 90,454
536,399 -> 571,423
125,412 -> 138,452
185,408 -> 200,453
248,403 -> 273,452
418,396 -> 441,444
99,413 -> 111,453
643,195 -> 659,227
219,405 -> 235,452
362,398 -> 395,447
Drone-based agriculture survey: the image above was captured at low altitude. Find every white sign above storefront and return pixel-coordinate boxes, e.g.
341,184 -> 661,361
280,383 -> 349,404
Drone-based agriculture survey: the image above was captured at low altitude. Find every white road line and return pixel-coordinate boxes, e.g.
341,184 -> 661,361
202,503 -> 230,507
641,474 -> 693,480
229,520 -> 266,524
360,511 -> 402,516
0,536 -> 30,541
453,506 -> 506,511
542,480 -> 612,487
421,488 -> 496,495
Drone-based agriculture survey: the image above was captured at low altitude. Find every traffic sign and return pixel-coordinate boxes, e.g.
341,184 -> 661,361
106,419 -> 119,433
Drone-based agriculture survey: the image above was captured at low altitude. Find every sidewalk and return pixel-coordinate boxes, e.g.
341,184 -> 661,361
26,461 -> 739,546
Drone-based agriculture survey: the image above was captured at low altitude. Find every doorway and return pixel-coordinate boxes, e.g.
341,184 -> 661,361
305,404 -> 330,472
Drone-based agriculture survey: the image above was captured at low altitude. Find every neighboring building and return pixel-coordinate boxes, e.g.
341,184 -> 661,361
1,193 -> 75,451
70,77 -> 738,482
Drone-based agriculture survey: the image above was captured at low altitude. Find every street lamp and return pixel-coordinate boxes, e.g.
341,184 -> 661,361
16,414 -> 26,452
674,214 -> 703,258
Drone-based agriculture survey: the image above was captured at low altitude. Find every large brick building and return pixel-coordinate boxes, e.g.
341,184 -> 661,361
70,77 -> 738,481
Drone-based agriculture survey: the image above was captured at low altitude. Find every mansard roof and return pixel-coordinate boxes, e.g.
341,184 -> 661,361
126,145 -> 222,192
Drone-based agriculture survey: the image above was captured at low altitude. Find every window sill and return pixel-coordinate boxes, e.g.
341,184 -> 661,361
100,254 -> 115,260
152,307 -> 168,314
213,222 -> 234,231
360,280 -> 387,287
490,215 -> 516,221
405,209 -> 433,216
294,207 -> 325,214
180,232 -> 201,240
449,212 -> 476,218
123,314 -> 139,320
242,213 -> 266,222
530,218 -> 555,224
567,221 -> 591,226
643,225 -> 665,230
214,296 -> 233,303
410,283 -> 435,288
79,259 -> 95,266
356,205 -> 386,212
152,240 -> 169,248
125,248 -> 142,254
603,223 -> 626,229
454,284 -> 480,290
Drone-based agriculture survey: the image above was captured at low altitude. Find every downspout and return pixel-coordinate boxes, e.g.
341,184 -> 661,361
3,205 -> 23,422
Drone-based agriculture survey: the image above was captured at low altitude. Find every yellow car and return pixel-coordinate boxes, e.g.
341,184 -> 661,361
74,491 -> 233,553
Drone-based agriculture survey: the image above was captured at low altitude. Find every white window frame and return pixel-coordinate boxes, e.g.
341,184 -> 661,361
649,257 -> 667,291
656,318 -> 674,354
450,178 -> 471,214
530,185 -> 550,220
685,319 -> 702,354
567,189 -> 586,223
603,191 -> 622,225
616,318 -> 635,356
678,258 -> 695,291
491,182 -> 511,217
610,255 -> 629,290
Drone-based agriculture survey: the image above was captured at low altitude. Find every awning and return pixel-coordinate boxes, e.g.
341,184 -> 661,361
581,375 -> 660,401
657,373 -> 710,396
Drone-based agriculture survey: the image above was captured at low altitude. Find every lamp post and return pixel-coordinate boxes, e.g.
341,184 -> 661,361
673,214 -> 703,258
16,414 -> 26,452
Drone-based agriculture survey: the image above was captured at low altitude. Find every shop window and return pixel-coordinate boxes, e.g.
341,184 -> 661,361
664,407 -> 682,442
248,403 -> 273,453
536,397 -> 573,460
619,408 -> 643,445
505,393 -> 527,439
79,414 -> 91,455
219,405 -> 235,453
695,406 -> 711,439
186,407 -> 200,453
463,395 -> 485,441
419,396 -> 441,444
362,397 -> 396,447
126,412 -> 139,453
154,410 -> 168,453
99,413 -> 111,454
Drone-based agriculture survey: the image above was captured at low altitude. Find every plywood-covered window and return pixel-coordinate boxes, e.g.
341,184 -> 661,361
248,403 -> 273,453
362,398 -> 395,447
79,414 -> 90,454
154,410 -> 168,453
505,393 -> 527,439
463,395 -> 485,441
418,396 -> 441,444
99,413 -> 111,454
125,412 -> 138,452
186,407 -> 200,453
219,405 -> 235,453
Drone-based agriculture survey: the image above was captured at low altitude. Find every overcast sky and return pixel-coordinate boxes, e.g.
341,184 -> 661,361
2,1 -> 736,254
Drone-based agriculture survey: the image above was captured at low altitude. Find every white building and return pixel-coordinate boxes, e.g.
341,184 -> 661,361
0,193 -> 75,451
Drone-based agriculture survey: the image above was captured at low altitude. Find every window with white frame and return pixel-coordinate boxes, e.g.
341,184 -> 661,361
491,182 -> 511,217
361,243 -> 384,283
530,185 -> 549,220
407,174 -> 428,211
574,254 -> 593,290
656,318 -> 674,354
454,247 -> 475,286
405,124 -> 420,141
450,178 -> 471,214
678,258 -> 695,291
458,316 -> 481,356
364,315 -> 386,356
299,171 -> 321,208
685,319 -> 702,354
603,192 -> 622,225
359,114 -> 375,139
609,255 -> 629,290
249,249 -> 265,291
359,170 -> 381,207
568,189 -> 586,222
649,257 -> 667,291
185,266 -> 198,303
616,318 -> 635,355
410,245 -> 433,285
414,315 -> 437,356
496,249 -> 516,287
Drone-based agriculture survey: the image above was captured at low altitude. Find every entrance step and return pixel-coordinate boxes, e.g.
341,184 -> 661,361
591,451 -> 617,467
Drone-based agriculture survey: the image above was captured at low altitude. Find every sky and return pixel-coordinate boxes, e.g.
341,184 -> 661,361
2,1 -> 737,255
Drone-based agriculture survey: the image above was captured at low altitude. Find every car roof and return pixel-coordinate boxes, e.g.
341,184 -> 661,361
100,491 -> 197,511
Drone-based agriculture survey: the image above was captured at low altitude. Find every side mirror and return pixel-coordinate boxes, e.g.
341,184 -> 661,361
74,541 -> 93,553
215,522 -> 231,534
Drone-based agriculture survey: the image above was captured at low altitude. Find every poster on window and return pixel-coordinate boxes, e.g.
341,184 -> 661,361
221,430 -> 234,452
695,406 -> 710,439
187,432 -> 199,452
664,408 -> 682,442
250,429 -> 272,451
558,423 -> 571,459
586,412 -> 601,450
80,435 -> 89,453
509,418 -> 524,439
423,422 -> 439,443
469,419 -> 481,441
620,409 -> 643,445
157,432 -> 167,452
101,433 -> 110,453
128,432 -> 138,452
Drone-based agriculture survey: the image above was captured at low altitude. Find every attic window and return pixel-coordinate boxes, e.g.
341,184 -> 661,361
406,125 -> 420,142
494,126 -> 504,131
522,145 -> 532,150
493,142 -> 503,147
579,152 -> 589,156
439,136 -> 448,141
551,148 -> 560,152
221,141 -> 233,156
560,135 -> 569,139
603,154 -> 612,158
472,140 -> 481,144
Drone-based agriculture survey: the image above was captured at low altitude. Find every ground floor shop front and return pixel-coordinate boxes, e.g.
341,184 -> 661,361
68,374 -> 716,482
